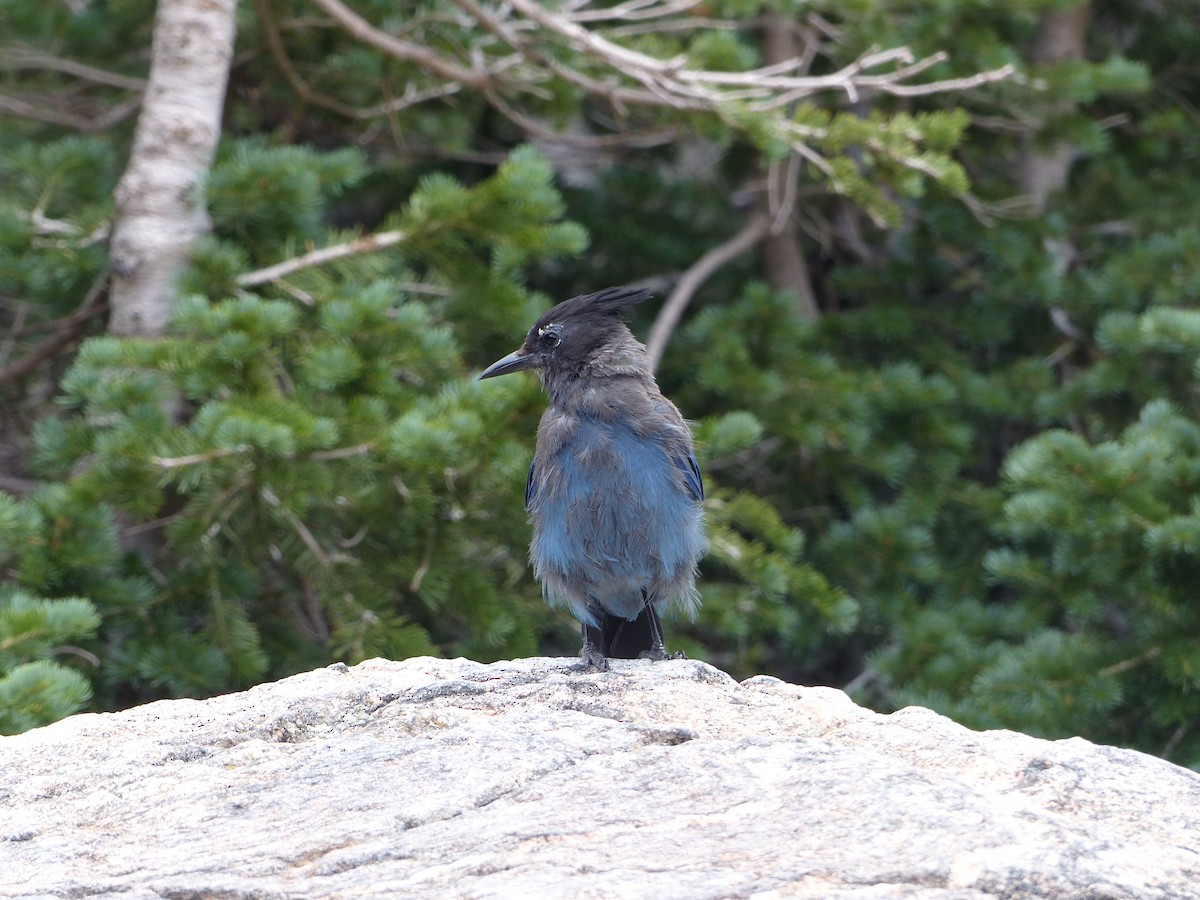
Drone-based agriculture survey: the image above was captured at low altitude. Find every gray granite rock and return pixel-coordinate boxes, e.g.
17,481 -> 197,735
1,656 -> 1197,898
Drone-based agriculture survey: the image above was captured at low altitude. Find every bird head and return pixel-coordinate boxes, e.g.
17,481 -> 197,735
479,286 -> 653,384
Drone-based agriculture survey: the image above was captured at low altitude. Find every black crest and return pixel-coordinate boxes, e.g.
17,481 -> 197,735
480,286 -> 657,381
533,286 -> 652,332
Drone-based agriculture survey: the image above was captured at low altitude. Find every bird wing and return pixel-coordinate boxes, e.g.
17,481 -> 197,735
525,459 -> 537,511
673,452 -> 704,503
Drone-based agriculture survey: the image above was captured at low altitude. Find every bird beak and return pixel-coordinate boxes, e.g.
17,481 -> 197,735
479,348 -> 535,380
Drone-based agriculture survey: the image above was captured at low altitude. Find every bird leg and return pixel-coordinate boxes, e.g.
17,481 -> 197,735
638,607 -> 670,661
637,592 -> 686,661
579,621 -> 610,671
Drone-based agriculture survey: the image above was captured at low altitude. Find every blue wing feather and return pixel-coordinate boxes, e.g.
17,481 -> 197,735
673,452 -> 704,503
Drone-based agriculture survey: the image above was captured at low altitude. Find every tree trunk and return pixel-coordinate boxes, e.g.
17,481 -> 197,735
1017,3 -> 1091,211
757,13 -> 819,320
107,0 -> 239,338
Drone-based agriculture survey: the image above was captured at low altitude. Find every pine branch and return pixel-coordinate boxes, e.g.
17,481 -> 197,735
261,487 -> 358,567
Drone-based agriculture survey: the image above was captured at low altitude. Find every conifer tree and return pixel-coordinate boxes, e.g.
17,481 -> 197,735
3,0 -> 1200,772
0,496 -> 99,733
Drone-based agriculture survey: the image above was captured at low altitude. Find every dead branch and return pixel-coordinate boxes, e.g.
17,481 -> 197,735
0,271 -> 109,386
308,0 -> 486,89
566,0 -> 704,23
0,46 -> 147,91
646,212 -> 771,372
0,92 -> 141,132
150,446 -> 252,469
0,474 -> 41,496
500,0 -> 1013,108
236,229 -> 408,288
255,0 -> 362,119
305,0 -> 1012,183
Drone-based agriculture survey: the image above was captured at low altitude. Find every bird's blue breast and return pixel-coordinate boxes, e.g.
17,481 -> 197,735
528,416 -> 705,623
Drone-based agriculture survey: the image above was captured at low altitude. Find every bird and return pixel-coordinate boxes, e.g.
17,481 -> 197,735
479,286 -> 706,666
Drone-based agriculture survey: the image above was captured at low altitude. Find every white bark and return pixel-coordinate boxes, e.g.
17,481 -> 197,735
108,0 -> 239,338
1018,3 -> 1091,211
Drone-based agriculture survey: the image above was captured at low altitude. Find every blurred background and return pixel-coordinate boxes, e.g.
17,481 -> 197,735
2,0 -> 1199,768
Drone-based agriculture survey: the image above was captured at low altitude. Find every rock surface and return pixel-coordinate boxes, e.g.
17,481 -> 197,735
1,656 -> 1198,898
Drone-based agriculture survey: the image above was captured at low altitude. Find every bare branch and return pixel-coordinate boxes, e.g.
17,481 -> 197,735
566,0 -> 703,21
307,442 -> 378,461
0,46 -> 148,91
451,0 -> 681,110
308,0 -> 485,88
499,0 -> 1014,108
646,213 -> 771,372
306,0 -> 1013,174
357,81 -> 466,118
2,290 -> 109,338
255,0 -> 362,119
0,474 -> 41,496
150,441 -> 381,469
0,92 -> 141,132
0,271 -> 109,386
604,17 -> 741,38
236,229 -> 408,289
484,85 -> 677,150
0,301 -> 29,370
150,446 -> 252,469
759,19 -> 820,321
872,64 -> 1017,98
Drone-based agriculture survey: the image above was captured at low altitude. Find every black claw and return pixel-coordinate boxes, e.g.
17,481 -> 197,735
636,647 -> 687,662
579,649 -> 610,671
638,646 -> 670,661
579,621 -> 610,670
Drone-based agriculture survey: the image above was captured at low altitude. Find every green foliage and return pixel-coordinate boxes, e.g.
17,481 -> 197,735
878,403 -> 1200,750
0,136 -> 113,311
207,141 -> 369,253
4,0 -> 1200,773
0,504 -> 100,733
22,146 -> 590,703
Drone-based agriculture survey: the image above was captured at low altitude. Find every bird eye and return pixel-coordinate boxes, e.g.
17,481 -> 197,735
541,328 -> 561,348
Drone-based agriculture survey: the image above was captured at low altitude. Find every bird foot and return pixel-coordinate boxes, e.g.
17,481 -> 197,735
637,647 -> 687,662
578,647 -> 610,672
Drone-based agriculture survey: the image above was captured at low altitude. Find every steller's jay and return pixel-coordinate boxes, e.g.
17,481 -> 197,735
479,286 -> 706,666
